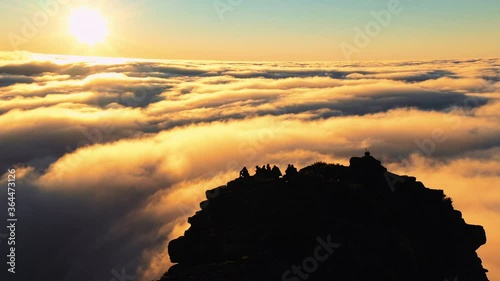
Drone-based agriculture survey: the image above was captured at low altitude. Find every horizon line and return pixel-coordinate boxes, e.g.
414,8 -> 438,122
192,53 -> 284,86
1,50 -> 498,64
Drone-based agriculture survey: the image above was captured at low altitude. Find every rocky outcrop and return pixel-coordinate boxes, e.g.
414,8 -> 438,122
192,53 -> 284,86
158,153 -> 489,281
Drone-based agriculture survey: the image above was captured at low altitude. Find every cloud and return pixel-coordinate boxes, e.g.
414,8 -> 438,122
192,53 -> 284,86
0,74 -> 34,87
0,53 -> 499,281
347,69 -> 458,82
0,61 -> 61,76
0,105 -> 148,172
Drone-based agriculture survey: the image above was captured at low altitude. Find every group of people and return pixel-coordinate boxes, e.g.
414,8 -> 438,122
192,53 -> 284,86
239,164 -> 298,180
255,164 -> 282,178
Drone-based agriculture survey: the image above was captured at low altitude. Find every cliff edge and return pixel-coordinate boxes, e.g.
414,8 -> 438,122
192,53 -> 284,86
158,152 -> 488,281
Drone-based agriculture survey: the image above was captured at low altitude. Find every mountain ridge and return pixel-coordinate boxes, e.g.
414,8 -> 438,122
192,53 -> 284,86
158,152 -> 489,281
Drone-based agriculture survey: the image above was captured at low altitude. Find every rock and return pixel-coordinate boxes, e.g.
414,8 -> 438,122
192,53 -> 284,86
158,153 -> 489,281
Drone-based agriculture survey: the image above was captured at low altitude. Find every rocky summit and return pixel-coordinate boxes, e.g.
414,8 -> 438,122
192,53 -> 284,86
158,152 -> 489,281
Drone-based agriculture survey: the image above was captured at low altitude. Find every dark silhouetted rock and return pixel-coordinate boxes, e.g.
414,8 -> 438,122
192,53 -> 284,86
158,153 -> 489,281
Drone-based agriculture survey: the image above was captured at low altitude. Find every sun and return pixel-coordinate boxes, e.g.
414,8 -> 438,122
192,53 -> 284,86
68,7 -> 109,46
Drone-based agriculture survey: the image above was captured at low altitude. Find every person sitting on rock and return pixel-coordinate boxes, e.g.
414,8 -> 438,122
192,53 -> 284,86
284,164 -> 298,181
364,149 -> 371,157
255,165 -> 263,176
240,167 -> 250,178
271,165 -> 282,178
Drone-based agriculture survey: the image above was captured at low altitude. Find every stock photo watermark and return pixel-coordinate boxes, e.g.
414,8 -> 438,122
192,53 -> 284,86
213,0 -> 243,21
339,0 -> 412,61
5,168 -> 17,274
282,235 -> 341,281
7,0 -> 70,50
110,266 -> 136,281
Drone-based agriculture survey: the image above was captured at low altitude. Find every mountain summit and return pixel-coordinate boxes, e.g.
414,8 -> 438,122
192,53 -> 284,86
159,153 -> 488,281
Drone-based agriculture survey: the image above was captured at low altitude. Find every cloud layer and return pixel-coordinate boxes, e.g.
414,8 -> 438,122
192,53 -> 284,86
0,52 -> 499,281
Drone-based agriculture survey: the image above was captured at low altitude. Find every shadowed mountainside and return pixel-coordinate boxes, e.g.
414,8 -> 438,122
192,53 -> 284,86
158,152 -> 489,281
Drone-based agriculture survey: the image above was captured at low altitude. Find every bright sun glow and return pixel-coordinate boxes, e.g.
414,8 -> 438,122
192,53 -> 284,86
68,8 -> 108,46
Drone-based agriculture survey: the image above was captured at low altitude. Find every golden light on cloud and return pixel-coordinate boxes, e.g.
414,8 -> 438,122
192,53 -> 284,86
0,52 -> 498,281
68,7 -> 109,46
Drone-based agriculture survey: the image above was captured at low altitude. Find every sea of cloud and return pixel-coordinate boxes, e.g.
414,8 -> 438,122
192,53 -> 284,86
0,51 -> 498,281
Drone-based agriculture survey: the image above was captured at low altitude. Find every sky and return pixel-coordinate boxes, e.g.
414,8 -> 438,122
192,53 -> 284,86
0,0 -> 499,60
0,1 -> 499,281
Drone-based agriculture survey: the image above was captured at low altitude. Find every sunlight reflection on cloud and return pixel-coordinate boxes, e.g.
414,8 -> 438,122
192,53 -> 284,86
0,53 -> 498,281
